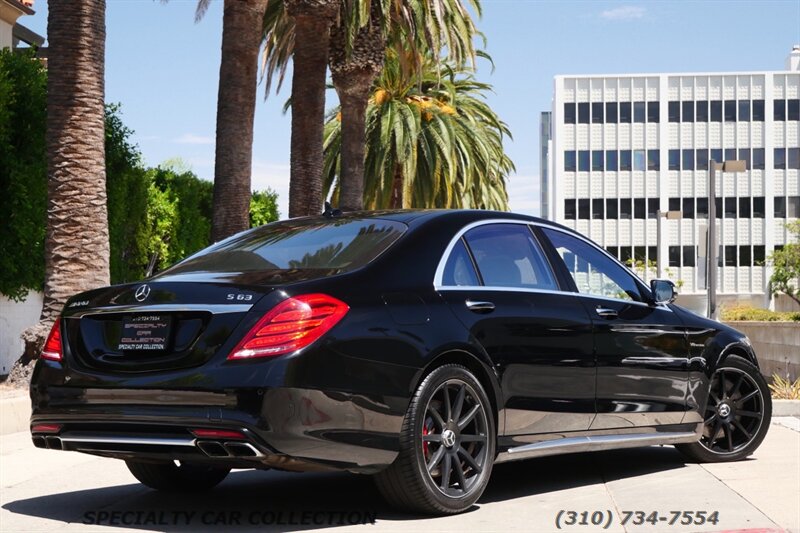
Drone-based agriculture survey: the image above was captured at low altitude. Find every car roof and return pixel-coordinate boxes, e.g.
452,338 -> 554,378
298,209 -> 566,230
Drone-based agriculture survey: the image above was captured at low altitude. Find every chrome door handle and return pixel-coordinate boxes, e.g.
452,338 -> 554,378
595,307 -> 618,319
466,300 -> 495,313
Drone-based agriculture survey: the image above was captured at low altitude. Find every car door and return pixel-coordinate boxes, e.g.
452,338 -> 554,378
436,222 -> 596,435
539,227 -> 689,429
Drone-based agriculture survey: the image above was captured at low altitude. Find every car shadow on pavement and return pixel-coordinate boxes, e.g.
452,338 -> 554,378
3,447 -> 690,531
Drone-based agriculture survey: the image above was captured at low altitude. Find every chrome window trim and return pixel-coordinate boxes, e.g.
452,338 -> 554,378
433,218 -> 662,307
434,285 -> 669,310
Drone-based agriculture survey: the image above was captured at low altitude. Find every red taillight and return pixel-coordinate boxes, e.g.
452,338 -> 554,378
41,319 -> 63,361
31,423 -> 62,434
190,428 -> 246,440
227,294 -> 349,360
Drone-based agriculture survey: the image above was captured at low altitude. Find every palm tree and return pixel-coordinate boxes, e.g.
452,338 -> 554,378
24,0 -> 110,353
194,0 -> 270,242
261,0 -> 483,213
322,51 -> 512,210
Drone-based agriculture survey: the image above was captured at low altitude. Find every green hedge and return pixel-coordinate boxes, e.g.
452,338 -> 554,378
720,305 -> 800,322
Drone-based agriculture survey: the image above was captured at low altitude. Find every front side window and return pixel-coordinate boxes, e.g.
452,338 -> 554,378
542,228 -> 643,302
464,224 -> 557,290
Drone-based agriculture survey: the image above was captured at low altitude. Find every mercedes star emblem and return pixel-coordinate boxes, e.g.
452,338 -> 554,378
134,284 -> 151,302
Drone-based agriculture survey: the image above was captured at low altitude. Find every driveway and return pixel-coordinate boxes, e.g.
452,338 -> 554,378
1,419 -> 798,532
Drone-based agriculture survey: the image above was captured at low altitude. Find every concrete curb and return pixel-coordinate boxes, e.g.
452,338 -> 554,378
0,392 -> 29,436
773,399 -> 800,416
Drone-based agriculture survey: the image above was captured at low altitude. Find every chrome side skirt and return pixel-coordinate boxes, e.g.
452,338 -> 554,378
495,431 -> 699,463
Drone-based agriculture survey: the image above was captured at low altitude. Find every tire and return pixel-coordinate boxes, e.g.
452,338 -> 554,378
125,460 -> 230,492
676,354 -> 771,463
374,364 -> 496,515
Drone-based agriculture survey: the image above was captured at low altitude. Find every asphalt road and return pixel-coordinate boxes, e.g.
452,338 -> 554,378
2,419 -> 798,533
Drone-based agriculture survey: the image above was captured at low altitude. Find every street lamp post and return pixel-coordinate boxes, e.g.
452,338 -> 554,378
707,159 -> 747,320
656,209 -> 681,279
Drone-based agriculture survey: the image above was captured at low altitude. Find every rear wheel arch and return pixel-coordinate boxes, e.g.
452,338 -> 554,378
414,349 -> 503,436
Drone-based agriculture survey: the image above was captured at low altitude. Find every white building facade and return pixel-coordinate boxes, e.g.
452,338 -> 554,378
543,48 -> 800,312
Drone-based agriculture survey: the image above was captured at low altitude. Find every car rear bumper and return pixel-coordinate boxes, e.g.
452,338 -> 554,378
30,384 -> 403,474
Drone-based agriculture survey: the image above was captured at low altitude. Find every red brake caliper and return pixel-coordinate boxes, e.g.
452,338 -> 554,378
422,418 -> 432,459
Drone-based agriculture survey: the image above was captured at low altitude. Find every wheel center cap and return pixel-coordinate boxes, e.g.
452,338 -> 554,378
441,429 -> 456,448
718,403 -> 731,417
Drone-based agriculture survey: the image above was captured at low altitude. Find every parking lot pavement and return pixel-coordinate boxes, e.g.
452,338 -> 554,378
1,421 -> 798,533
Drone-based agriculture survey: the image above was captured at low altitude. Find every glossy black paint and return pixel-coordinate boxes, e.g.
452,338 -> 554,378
30,210 -> 758,474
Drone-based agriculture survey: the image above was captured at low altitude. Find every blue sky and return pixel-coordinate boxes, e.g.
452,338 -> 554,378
21,0 -> 800,217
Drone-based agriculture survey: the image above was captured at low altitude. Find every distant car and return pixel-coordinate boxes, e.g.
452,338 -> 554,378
30,210 -> 771,515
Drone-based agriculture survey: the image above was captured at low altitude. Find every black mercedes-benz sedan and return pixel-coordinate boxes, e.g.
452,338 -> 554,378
30,210 -> 771,514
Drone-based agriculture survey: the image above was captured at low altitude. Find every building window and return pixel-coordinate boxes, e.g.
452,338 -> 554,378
682,197 -> 695,218
634,198 -> 646,219
752,100 -> 765,121
633,150 -> 646,171
633,101 -> 646,123
634,246 -> 646,262
775,196 -> 787,218
724,148 -> 736,163
668,101 -> 680,122
578,150 -> 590,171
606,198 -> 618,219
647,150 -> 659,171
647,101 -> 659,122
724,197 -> 737,218
715,197 -> 723,218
619,102 -> 632,123
578,102 -> 590,124
668,246 -> 680,267
682,149 -> 694,170
753,148 -> 765,170
738,148 -> 751,170
697,197 -> 709,218
753,196 -> 765,218
669,197 -> 680,211
710,100 -> 723,122
606,102 -> 618,123
774,99 -> 786,121
789,196 -> 800,218
789,147 -> 800,170
620,247 -> 633,264
565,199 -> 577,220
592,198 -> 604,219
754,245 -> 765,265
739,197 -> 751,218
683,246 -> 696,267
682,100 -> 694,122
578,198 -> 590,219
696,148 -> 709,170
564,103 -> 576,124
710,148 -> 723,165
725,245 -> 737,267
739,245 -> 751,267
696,100 -> 709,122
606,246 -> 619,259
648,246 -> 657,262
647,198 -> 659,218
738,100 -> 750,122
789,99 -> 800,121
620,150 -> 632,171
620,198 -> 632,219
565,151 -> 577,172
724,100 -> 737,122
669,150 -> 680,170
592,102 -> 604,123
606,150 -> 618,171
775,148 -> 786,169
592,150 -> 604,171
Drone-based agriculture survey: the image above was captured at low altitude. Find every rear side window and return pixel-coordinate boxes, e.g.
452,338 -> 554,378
463,224 -> 557,290
442,239 -> 480,286
163,218 -> 406,274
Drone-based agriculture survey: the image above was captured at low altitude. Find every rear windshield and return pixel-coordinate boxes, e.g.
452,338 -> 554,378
162,218 -> 407,275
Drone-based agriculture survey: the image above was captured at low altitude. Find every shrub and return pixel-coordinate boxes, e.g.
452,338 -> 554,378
769,374 -> 800,400
720,305 -> 800,322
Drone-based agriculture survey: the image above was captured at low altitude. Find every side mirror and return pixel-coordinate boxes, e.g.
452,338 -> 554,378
650,279 -> 677,305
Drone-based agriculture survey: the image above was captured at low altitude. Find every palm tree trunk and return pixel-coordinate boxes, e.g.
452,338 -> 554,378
390,162 -> 404,209
329,1 -> 384,211
287,1 -> 340,218
211,0 -> 269,242
39,0 -> 109,326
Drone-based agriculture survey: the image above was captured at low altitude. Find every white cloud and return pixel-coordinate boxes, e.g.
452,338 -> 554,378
600,5 -> 646,20
506,175 -> 540,217
173,133 -> 214,145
